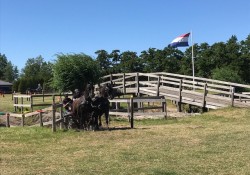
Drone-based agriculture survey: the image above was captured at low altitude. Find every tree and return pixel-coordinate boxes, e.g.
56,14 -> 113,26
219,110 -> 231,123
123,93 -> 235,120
110,50 -> 121,74
0,53 -> 19,82
3,61 -> 19,82
52,53 -> 101,92
239,35 -> 250,83
140,48 -> 157,73
20,55 -> 53,91
95,50 -> 111,75
212,67 -> 243,84
0,54 -> 8,79
21,55 -> 45,78
120,51 -> 142,73
18,78 -> 27,94
161,47 -> 183,73
192,43 -> 214,78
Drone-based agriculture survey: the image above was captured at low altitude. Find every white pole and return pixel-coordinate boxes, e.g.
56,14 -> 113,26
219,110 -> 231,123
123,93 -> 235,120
191,30 -> 195,90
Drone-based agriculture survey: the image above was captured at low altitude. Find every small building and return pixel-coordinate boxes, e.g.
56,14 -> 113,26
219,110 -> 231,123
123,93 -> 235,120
0,80 -> 13,93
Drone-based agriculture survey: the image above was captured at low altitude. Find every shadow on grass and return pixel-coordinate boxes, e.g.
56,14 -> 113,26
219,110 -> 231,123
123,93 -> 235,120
108,126 -> 149,131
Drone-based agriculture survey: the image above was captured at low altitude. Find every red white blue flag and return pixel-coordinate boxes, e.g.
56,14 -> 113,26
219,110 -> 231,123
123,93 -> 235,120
169,33 -> 190,48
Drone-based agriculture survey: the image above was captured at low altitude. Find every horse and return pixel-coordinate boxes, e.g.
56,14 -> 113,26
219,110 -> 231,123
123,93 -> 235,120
71,83 -> 95,130
26,88 -> 42,95
91,83 -> 123,130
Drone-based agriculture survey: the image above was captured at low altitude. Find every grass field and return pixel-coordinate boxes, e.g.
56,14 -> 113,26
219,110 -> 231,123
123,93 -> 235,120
1,103 -> 250,174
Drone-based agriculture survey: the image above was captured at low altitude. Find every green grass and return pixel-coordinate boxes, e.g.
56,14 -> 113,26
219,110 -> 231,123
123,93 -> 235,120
1,107 -> 250,175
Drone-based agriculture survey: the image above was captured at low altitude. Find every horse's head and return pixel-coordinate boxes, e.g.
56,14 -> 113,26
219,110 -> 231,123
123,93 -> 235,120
105,83 -> 114,99
98,83 -> 113,99
100,83 -> 123,100
85,82 -> 95,98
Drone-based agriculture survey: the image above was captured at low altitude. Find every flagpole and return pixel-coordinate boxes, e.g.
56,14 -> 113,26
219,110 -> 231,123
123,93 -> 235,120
191,30 -> 195,90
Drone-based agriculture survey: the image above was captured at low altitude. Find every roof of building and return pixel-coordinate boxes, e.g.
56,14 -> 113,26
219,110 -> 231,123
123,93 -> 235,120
0,80 -> 13,86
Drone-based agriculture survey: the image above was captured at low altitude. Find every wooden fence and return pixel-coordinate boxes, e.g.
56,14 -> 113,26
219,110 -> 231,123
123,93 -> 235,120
100,72 -> 250,110
6,102 -> 65,132
109,96 -> 167,128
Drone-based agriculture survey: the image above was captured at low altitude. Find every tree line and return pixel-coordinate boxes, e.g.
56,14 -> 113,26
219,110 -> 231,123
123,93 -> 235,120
0,34 -> 249,93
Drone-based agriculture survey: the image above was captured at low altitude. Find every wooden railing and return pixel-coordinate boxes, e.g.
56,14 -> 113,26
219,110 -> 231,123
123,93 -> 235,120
100,72 -> 250,110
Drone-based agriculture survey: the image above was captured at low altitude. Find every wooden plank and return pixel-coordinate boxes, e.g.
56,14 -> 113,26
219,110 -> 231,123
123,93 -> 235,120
25,111 -> 40,117
13,95 -> 31,98
109,112 -> 129,116
139,73 -> 160,78
8,113 -> 23,118
134,112 -> 167,116
242,92 -> 250,95
31,103 -> 52,107
13,104 -> 31,107
134,106 -> 163,110
110,98 -> 130,103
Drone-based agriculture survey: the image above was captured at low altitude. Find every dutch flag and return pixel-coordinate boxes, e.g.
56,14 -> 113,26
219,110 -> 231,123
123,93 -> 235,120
169,33 -> 190,48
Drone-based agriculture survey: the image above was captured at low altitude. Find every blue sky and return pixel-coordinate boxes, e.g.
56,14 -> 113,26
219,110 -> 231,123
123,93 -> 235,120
1,0 -> 250,71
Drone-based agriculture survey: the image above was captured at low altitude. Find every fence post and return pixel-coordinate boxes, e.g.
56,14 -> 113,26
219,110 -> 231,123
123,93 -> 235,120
177,79 -> 183,112
12,91 -> 15,101
52,95 -> 55,104
6,113 -> 10,127
14,96 -> 17,112
52,103 -> 56,132
162,97 -> 167,119
39,111 -> 43,127
21,114 -> 25,127
21,97 -> 24,113
110,74 -> 113,84
60,105 -> 63,129
31,96 -> 33,112
231,87 -> 235,107
156,76 -> 160,96
123,73 -> 126,94
136,72 -> 140,96
42,90 -> 45,102
130,97 -> 134,128
127,99 -> 130,122
202,83 -> 208,112
229,86 -> 232,98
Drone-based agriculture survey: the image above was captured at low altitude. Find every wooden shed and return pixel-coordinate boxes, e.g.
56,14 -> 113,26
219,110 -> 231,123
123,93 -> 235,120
0,80 -> 13,93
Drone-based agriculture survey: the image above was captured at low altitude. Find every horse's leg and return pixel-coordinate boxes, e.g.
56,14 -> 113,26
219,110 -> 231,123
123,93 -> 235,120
98,114 -> 102,127
104,109 -> 110,129
93,112 -> 99,130
78,105 -> 84,130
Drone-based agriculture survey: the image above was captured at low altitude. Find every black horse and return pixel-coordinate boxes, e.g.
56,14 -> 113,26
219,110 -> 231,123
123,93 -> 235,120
91,83 -> 123,130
